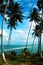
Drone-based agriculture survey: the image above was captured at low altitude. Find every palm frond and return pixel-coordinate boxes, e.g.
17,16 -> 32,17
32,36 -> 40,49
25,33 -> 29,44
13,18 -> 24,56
0,0 -> 3,4
37,0 -> 43,10
28,7 -> 41,23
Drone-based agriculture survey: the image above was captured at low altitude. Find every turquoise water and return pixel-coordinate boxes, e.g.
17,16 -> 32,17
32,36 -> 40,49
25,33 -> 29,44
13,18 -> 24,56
0,44 -> 43,55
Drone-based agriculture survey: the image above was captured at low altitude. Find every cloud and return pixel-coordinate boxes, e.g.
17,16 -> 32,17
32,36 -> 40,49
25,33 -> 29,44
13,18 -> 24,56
0,24 -> 37,45
12,28 -> 34,44
0,0 -> 41,46
13,29 -> 27,41
0,19 -> 36,45
10,20 -> 36,45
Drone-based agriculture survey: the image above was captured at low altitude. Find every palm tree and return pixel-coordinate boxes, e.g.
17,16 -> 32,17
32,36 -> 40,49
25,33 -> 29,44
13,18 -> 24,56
0,0 -> 9,64
26,7 -> 40,49
37,0 -> 43,58
7,17 -> 17,53
7,2 -> 24,53
29,8 -> 40,23
32,25 -> 40,54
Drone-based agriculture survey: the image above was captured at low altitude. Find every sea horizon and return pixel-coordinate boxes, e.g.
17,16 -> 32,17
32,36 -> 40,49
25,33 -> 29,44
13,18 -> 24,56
0,44 -> 43,55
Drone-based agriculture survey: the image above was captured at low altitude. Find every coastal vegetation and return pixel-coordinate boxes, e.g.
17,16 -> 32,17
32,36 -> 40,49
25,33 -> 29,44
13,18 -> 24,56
0,0 -> 43,65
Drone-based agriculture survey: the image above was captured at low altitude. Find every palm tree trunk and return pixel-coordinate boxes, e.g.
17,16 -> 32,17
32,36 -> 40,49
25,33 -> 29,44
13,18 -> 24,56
39,19 -> 42,58
31,36 -> 35,53
39,8 -> 43,58
1,0 -> 8,64
39,31 -> 42,58
41,8 -> 43,58
1,18 -> 7,63
8,27 -> 12,53
26,22 -> 33,49
38,36 -> 40,54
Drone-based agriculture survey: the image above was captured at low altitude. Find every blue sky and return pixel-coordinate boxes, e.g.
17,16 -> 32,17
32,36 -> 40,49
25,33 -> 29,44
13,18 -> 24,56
0,0 -> 42,45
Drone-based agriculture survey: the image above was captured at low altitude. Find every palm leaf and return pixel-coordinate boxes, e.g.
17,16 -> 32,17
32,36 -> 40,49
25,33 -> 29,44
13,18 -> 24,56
37,0 -> 43,10
28,8 -> 41,23
0,0 -> 3,4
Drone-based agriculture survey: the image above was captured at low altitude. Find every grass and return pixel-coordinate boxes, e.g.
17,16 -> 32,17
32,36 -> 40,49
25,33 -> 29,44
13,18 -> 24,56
0,50 -> 43,65
0,57 -> 43,65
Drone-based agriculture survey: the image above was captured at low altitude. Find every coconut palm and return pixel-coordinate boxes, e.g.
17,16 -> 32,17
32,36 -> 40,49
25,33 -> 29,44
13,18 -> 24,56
29,8 -> 40,23
32,25 -> 40,53
7,16 -> 17,53
37,0 -> 43,10
7,2 -> 24,53
0,0 -> 9,64
37,0 -> 43,58
26,7 -> 40,49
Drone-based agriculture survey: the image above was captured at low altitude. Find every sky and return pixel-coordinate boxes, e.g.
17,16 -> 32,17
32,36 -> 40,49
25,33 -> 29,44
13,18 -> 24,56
0,0 -> 42,45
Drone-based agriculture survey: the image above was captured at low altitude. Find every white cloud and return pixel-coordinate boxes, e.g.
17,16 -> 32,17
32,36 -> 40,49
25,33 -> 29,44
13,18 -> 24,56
11,20 -> 36,44
0,20 -> 36,45
13,29 -> 27,40
13,29 -> 33,44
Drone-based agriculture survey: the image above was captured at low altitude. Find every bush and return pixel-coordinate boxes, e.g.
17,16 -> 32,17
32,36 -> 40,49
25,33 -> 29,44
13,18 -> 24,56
21,48 -> 31,57
11,51 -> 16,56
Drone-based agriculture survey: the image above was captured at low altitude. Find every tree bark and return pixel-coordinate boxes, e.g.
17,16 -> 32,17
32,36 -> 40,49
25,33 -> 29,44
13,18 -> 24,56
38,36 -> 40,53
8,27 -> 12,53
31,36 -> 35,53
39,8 -> 43,58
39,32 -> 42,58
26,22 -> 33,49
1,0 -> 8,64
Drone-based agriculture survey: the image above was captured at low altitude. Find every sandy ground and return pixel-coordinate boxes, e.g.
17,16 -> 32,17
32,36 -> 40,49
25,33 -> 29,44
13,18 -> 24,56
20,62 -> 31,65
3,63 -> 11,65
20,62 -> 32,65
20,62 -> 43,65
3,61 -> 43,65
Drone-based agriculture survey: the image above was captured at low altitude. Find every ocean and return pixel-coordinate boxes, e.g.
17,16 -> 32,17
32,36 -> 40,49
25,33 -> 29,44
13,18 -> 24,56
0,44 -> 43,55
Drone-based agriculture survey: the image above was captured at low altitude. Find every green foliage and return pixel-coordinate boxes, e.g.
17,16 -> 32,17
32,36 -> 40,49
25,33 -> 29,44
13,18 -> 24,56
7,2 -> 24,30
28,0 -> 43,58
28,8 -> 40,23
21,48 -> 31,57
37,0 -> 43,10
0,0 -> 3,4
32,25 -> 40,37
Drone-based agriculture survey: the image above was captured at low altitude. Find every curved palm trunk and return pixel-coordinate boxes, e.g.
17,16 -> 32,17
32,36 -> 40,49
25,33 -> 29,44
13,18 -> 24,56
1,18 -> 7,64
39,32 -> 42,58
8,27 -> 12,53
40,8 -> 43,58
38,36 -> 40,53
1,0 -> 8,64
31,36 -> 35,53
37,34 -> 42,57
39,19 -> 42,58
26,22 -> 33,49
39,8 -> 43,58
38,35 -> 41,56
